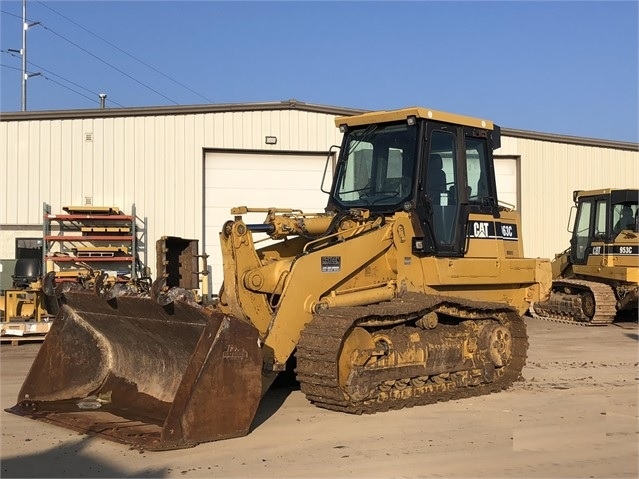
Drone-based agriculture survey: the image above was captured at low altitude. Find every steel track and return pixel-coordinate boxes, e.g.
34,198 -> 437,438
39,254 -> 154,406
530,279 -> 617,326
295,292 -> 527,414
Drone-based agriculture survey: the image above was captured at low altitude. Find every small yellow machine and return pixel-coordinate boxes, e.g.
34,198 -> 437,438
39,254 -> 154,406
531,189 -> 638,325
0,259 -> 58,337
7,107 -> 551,450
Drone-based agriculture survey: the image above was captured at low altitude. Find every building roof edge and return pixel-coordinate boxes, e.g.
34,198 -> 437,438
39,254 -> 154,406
1,100 -> 636,151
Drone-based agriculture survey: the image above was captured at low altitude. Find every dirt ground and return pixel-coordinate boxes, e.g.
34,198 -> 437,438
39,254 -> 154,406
1,316 -> 637,479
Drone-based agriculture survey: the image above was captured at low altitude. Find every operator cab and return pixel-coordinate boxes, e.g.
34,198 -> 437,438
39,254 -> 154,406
328,107 -> 501,257
569,188 -> 639,265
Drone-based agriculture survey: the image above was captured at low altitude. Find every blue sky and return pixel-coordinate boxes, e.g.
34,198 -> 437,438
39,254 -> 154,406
1,1 -> 637,142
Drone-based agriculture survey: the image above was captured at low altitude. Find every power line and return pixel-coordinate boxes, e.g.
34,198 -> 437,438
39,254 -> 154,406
40,24 -> 180,104
2,8 -> 121,107
0,9 -> 22,20
1,7 -> 180,105
36,1 -> 214,103
1,62 -> 103,106
2,49 -> 125,107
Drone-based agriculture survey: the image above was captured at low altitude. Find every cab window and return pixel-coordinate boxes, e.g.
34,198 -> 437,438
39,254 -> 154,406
465,137 -> 492,205
594,200 -> 607,239
334,123 -> 417,207
612,202 -> 638,234
428,130 -> 457,245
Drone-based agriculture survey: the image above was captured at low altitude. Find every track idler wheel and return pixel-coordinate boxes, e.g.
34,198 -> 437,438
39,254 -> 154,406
482,324 -> 513,368
581,291 -> 596,319
339,327 -> 377,401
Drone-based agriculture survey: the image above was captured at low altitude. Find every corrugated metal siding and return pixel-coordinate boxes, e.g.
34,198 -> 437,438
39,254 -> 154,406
496,137 -> 639,259
0,110 -> 343,273
1,108 -> 637,274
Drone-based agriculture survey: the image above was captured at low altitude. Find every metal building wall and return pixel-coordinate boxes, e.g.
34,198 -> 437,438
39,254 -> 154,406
0,109 -> 343,273
1,106 -> 637,273
498,135 -> 639,259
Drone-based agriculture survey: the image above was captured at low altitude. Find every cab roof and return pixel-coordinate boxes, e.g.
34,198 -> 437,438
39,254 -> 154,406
574,189 -> 639,203
335,107 -> 494,130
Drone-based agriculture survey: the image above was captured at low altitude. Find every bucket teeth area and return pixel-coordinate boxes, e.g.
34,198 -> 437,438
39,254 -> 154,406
6,291 -> 263,451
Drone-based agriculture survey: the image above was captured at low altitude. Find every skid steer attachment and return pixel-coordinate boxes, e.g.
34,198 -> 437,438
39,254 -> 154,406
6,291 -> 262,451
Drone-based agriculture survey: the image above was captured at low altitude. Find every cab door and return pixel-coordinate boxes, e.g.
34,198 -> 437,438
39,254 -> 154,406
570,196 -> 607,265
421,124 -> 467,256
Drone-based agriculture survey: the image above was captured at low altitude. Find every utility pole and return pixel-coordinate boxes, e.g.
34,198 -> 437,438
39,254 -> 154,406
19,0 -> 41,110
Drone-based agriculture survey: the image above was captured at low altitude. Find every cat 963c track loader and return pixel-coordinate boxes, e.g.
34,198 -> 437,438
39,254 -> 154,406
531,189 -> 638,325
7,107 -> 552,451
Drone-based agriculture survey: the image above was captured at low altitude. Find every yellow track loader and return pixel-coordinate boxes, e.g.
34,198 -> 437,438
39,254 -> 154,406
7,107 -> 552,450
531,189 -> 638,325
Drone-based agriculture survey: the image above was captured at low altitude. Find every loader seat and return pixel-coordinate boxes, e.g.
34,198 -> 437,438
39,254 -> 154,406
427,154 -> 447,204
12,258 -> 42,288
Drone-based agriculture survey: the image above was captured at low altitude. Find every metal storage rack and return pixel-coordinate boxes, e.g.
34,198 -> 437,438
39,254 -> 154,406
42,203 -> 147,282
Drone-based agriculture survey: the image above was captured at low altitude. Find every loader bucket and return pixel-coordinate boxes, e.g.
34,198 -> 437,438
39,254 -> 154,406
6,292 -> 263,451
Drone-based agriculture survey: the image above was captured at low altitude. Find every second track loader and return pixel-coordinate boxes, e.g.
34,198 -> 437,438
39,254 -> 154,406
531,189 -> 638,325
8,106 -> 552,450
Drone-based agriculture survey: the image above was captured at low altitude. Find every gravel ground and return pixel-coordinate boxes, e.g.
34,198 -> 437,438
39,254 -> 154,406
1,315 -> 637,479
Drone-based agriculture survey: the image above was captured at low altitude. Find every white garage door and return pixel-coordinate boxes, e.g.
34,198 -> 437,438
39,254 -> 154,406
494,156 -> 519,210
204,152 -> 518,294
204,151 -> 333,293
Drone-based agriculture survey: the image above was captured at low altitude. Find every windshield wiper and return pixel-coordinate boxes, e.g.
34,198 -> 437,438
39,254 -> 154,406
346,125 -> 378,156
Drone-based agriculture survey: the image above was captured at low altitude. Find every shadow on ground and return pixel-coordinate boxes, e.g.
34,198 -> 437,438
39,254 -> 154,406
2,437 -> 167,478
250,363 -> 299,431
